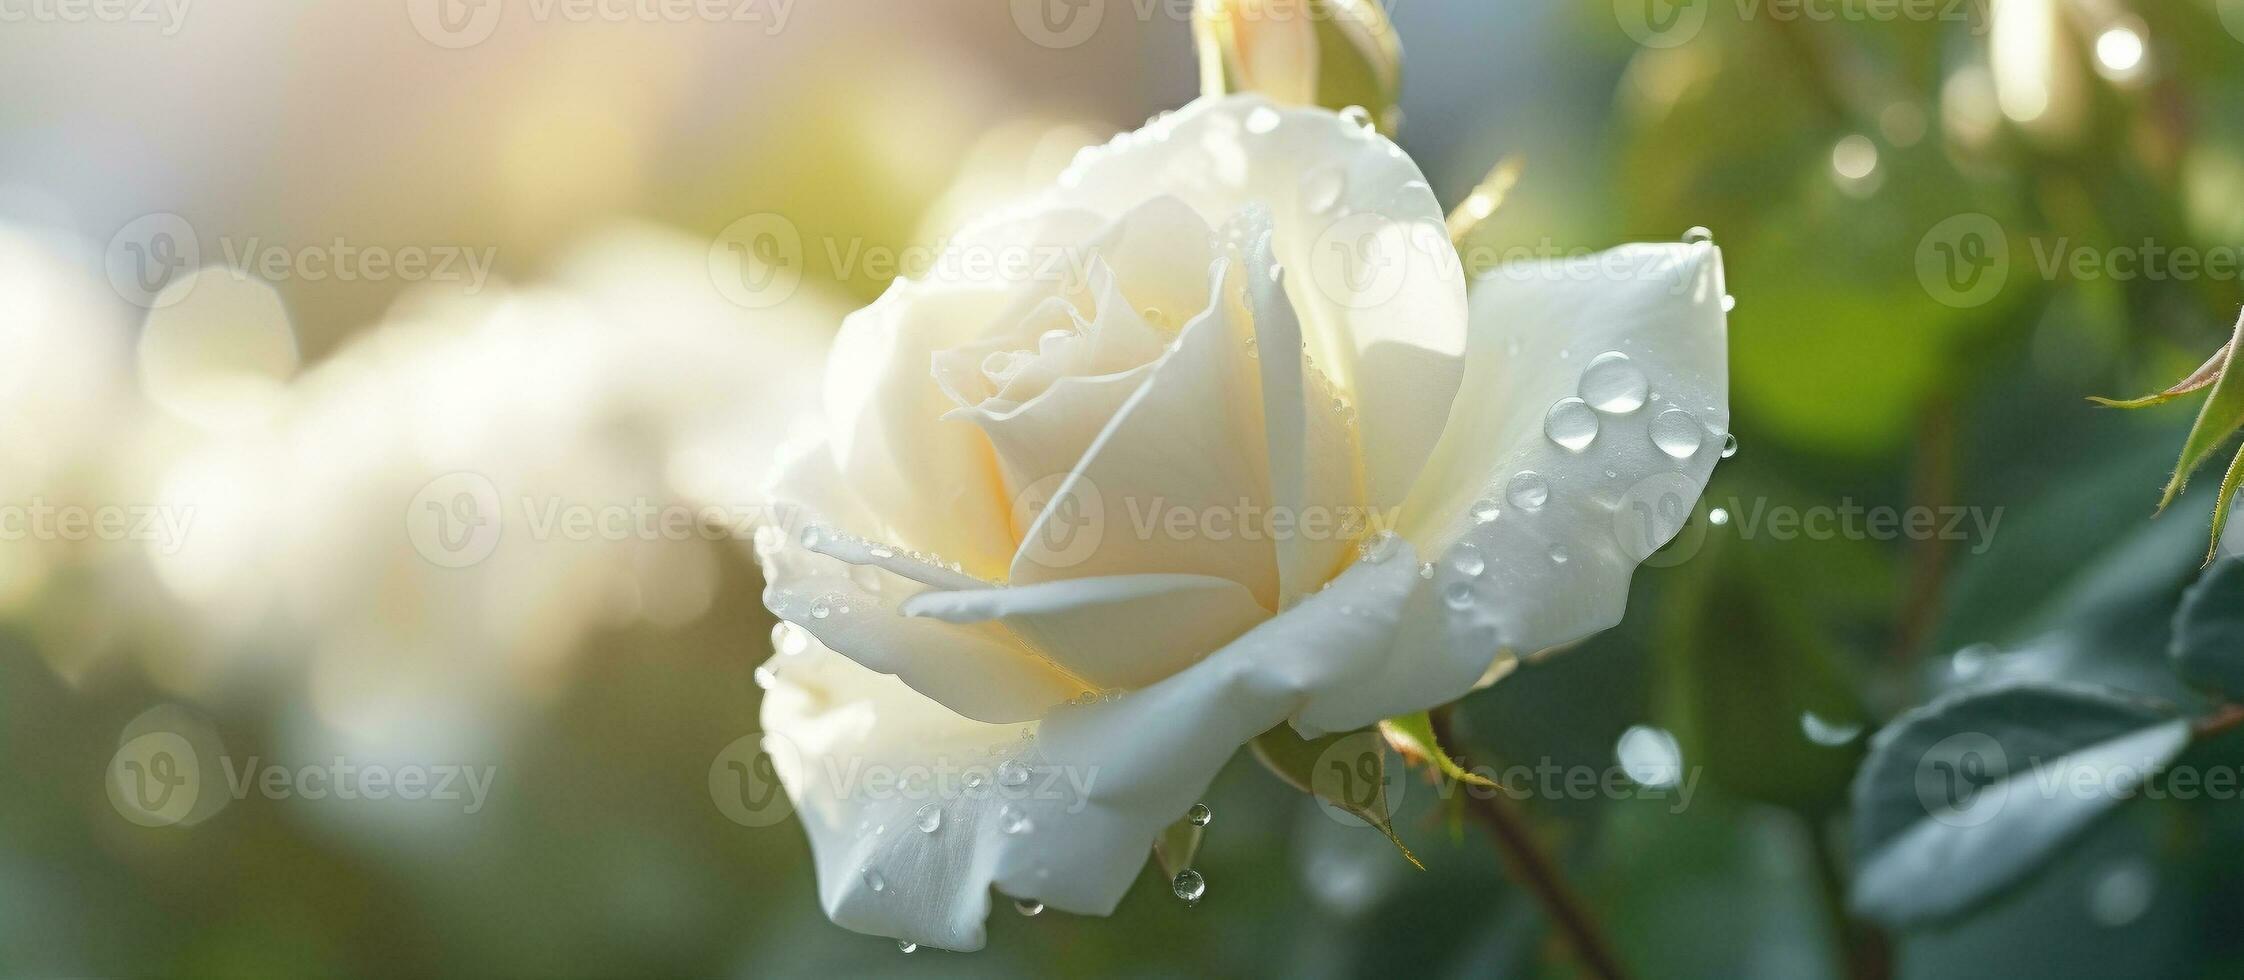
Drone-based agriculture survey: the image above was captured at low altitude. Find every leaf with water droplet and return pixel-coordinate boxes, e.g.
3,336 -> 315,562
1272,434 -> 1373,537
1378,710 -> 1497,790
1248,725 -> 1423,869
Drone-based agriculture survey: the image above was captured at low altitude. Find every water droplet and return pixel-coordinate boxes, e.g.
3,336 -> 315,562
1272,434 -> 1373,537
1708,507 -> 1731,527
862,868 -> 886,893
809,596 -> 833,619
1800,712 -> 1864,747
772,622 -> 809,657
1721,294 -> 1737,313
1187,802 -> 1212,827
1015,899 -> 1045,917
799,526 -> 823,549
1470,498 -> 1501,524
997,759 -> 1030,787
1172,868 -> 1207,905
1141,307 -> 1167,328
1683,226 -> 1713,244
896,940 -> 918,954
1615,725 -> 1682,788
914,802 -> 942,834
1548,545 -> 1570,564
1450,544 -> 1486,577
1651,409 -> 1704,459
1417,561 -> 1435,579
1245,106 -> 1281,134
1720,432 -> 1739,459
1579,351 -> 1649,413
752,665 -> 777,690
1302,166 -> 1346,214
963,770 -> 986,790
1444,581 -> 1474,611
868,543 -> 895,559
999,804 -> 1035,835
1244,335 -> 1259,358
2088,859 -> 2155,927
1505,471 -> 1549,510
1543,396 -> 1600,453
1338,105 -> 1374,132
1357,529 -> 1400,563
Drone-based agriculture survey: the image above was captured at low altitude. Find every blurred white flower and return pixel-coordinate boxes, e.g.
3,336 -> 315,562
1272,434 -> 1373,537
138,223 -> 838,741
754,94 -> 1731,950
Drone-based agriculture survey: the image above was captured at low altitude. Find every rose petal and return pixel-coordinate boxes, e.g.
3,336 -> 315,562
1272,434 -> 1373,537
899,573 -> 1267,691
760,442 -> 1083,723
761,540 -> 1422,951
1055,95 -> 1467,507
1009,255 -> 1279,607
1402,242 -> 1730,664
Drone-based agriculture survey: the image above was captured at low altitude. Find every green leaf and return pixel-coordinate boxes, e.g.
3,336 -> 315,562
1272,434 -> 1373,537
1249,725 -> 1422,868
1848,682 -> 2191,929
1378,711 -> 1497,789
2147,313 -> 2244,512
1193,0 -> 1402,135
2087,341 -> 2231,408
2171,559 -> 2244,702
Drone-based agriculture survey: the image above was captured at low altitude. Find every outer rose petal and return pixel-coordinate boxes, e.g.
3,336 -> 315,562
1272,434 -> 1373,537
759,540 -> 1423,952
1054,95 -> 1467,508
1399,242 -> 1730,676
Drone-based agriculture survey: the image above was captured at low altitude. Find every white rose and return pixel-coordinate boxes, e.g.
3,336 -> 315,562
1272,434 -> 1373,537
753,95 -> 1729,950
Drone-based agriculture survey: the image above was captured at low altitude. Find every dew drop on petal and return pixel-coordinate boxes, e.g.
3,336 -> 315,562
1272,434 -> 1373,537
914,802 -> 942,834
1172,868 -> 1207,905
1651,408 -> 1705,459
1683,226 -> 1714,244
1708,507 -> 1731,527
1450,544 -> 1485,577
1187,802 -> 1212,827
1470,498 -> 1501,524
1721,432 -> 1739,459
1800,711 -> 1864,746
1357,529 -> 1400,563
999,804 -> 1035,835
1543,396 -> 1600,452
1015,899 -> 1045,917
1444,581 -> 1474,611
1506,471 -> 1549,510
997,759 -> 1030,787
1338,105 -> 1374,132
1548,545 -> 1570,565
862,868 -> 886,893
896,940 -> 918,954
1579,351 -> 1649,413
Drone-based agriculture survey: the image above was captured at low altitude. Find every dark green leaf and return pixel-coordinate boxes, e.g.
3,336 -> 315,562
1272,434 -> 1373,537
2172,559 -> 2244,701
1849,682 -> 2190,929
